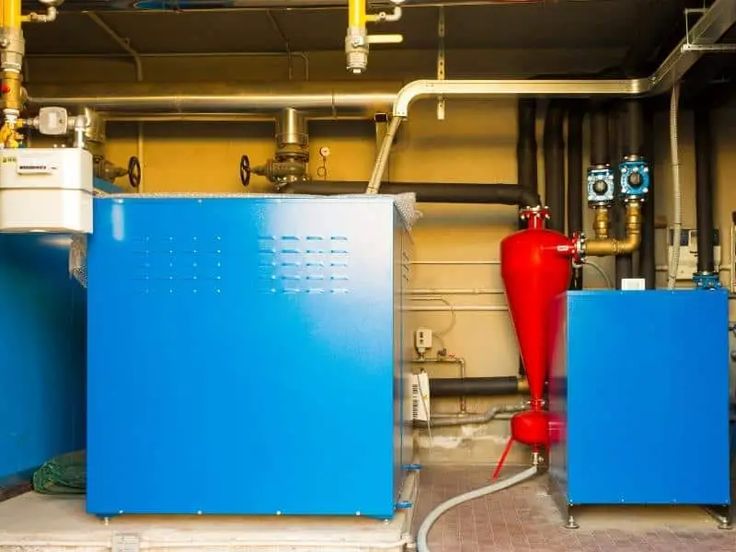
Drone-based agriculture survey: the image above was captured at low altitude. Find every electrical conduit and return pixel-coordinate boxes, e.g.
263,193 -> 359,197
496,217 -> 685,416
667,82 -> 682,289
366,116 -> 402,194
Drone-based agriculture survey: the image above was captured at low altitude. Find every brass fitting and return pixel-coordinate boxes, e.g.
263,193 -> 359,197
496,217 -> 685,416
592,205 -> 609,240
584,200 -> 642,256
517,377 -> 529,394
1,69 -> 21,113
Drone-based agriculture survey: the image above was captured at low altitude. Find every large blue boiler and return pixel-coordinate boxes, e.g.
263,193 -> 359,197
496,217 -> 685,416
86,195 -> 413,517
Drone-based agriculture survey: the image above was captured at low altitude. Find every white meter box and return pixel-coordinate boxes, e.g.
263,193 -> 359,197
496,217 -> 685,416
0,148 -> 93,233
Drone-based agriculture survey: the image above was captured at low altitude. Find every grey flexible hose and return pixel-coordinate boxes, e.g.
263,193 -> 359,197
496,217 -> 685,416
667,81 -> 682,289
416,464 -> 539,552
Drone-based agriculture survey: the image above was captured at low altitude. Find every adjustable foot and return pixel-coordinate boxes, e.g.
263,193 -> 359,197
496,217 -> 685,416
703,505 -> 732,530
565,505 -> 579,529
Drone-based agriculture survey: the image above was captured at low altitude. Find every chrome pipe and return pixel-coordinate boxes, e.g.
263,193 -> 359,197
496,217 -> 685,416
26,81 -> 399,118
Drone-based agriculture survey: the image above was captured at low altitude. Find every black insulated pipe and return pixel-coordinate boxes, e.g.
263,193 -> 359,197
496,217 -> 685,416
590,104 -> 609,167
429,376 -> 521,397
694,107 -> 715,274
517,99 -> 538,195
544,101 -> 566,232
287,181 -> 541,207
610,104 -> 632,285
567,103 -> 584,290
640,104 -> 656,288
622,100 -> 644,157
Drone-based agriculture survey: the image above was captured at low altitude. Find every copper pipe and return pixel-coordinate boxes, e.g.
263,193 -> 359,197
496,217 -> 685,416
592,205 -> 610,240
585,201 -> 642,256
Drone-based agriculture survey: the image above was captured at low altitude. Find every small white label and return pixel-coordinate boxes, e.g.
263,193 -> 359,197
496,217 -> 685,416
16,157 -> 53,175
621,278 -> 646,290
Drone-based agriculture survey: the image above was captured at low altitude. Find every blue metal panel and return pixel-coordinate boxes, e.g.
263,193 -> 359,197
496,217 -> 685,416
0,235 -> 86,484
87,196 -> 410,517
550,290 -> 730,506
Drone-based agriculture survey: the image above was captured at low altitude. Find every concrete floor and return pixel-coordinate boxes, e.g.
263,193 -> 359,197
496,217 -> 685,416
0,465 -> 734,551
414,465 -> 735,552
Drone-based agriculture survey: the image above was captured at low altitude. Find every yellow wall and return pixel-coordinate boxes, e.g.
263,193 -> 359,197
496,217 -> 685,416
27,56 -> 735,464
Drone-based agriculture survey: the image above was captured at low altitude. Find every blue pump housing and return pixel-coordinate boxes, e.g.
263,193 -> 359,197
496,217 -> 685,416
549,290 -> 730,508
86,195 -> 413,517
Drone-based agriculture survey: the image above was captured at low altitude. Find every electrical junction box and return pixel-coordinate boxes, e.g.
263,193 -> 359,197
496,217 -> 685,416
415,327 -> 432,354
667,227 -> 721,280
86,195 -> 413,518
549,290 -> 730,512
0,148 -> 93,233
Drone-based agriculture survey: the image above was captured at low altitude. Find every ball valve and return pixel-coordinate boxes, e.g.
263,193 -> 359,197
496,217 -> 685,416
345,0 -> 404,74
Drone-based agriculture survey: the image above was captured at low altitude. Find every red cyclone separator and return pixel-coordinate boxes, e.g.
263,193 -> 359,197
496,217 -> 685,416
492,208 -> 574,479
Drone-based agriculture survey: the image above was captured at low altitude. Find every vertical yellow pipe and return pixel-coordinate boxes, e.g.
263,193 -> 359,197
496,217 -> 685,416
1,0 -> 22,29
349,0 -> 366,29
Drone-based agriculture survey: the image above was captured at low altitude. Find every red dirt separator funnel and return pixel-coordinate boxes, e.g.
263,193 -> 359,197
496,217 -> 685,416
492,207 -> 574,479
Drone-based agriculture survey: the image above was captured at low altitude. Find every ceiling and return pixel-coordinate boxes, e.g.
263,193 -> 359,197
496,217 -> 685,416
21,1 -> 698,78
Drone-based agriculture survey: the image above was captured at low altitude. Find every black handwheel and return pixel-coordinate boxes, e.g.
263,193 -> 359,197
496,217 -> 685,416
128,156 -> 141,188
240,154 -> 251,188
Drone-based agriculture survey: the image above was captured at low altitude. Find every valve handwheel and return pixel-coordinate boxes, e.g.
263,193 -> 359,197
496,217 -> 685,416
128,156 -> 141,189
240,154 -> 251,187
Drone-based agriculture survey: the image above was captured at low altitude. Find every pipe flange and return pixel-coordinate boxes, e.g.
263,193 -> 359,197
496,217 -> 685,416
519,205 -> 549,221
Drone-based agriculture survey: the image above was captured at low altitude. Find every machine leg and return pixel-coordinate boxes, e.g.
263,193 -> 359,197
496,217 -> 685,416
703,504 -> 732,530
564,506 -> 579,529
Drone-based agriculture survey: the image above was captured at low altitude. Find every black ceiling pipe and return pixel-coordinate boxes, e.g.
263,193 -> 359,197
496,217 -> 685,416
516,99 -> 538,376
286,181 -> 541,207
622,100 -> 644,157
694,106 -> 715,275
620,100 -> 644,283
567,103 -> 584,290
590,104 -> 609,167
640,104 -> 656,288
429,376 -> 522,397
517,99 -> 539,205
544,101 -> 566,233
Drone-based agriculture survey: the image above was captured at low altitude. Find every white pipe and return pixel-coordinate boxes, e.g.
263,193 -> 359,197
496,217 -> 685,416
416,464 -> 539,552
405,306 -> 507,312
409,260 -> 500,265
667,81 -> 682,290
420,404 -> 525,428
407,288 -> 504,295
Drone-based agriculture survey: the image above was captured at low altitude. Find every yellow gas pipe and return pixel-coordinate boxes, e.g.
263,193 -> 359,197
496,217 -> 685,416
0,0 -> 59,148
0,0 -> 23,148
345,0 -> 402,74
